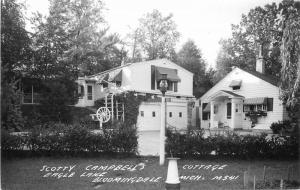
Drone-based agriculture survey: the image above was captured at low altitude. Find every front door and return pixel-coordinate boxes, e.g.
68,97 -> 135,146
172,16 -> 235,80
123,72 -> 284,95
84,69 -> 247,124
227,102 -> 231,119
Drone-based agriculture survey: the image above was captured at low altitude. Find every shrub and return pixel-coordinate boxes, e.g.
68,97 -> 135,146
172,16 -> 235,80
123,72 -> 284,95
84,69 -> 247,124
39,78 -> 78,123
1,130 -> 26,151
2,122 -> 138,157
270,120 -> 295,134
166,129 -> 299,159
1,81 -> 24,132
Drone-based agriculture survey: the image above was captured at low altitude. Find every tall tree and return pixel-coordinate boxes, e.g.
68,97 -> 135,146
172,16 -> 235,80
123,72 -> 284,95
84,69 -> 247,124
1,0 -> 32,81
215,2 -> 282,80
133,9 -> 180,60
31,0 -> 121,78
214,39 -> 235,83
1,0 -> 31,130
279,0 -> 300,119
177,40 -> 212,98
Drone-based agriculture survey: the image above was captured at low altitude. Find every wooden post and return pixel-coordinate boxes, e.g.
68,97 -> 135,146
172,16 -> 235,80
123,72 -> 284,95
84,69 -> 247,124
31,85 -> 34,104
116,100 -> 119,120
263,166 -> 266,184
122,103 -> 125,121
253,176 -> 256,190
111,94 -> 114,121
244,171 -> 249,188
287,165 -> 290,181
160,96 -> 166,165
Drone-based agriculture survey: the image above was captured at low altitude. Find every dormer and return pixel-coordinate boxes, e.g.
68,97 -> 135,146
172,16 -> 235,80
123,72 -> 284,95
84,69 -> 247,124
150,65 -> 181,92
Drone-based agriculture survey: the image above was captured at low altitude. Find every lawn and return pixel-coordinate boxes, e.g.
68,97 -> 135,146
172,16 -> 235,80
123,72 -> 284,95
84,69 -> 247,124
1,156 -> 299,190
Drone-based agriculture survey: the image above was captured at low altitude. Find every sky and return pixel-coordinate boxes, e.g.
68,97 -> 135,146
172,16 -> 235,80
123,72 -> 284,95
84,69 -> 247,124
25,0 -> 282,68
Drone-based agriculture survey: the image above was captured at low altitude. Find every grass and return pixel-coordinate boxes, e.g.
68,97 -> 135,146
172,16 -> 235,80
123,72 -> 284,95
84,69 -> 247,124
1,156 -> 300,190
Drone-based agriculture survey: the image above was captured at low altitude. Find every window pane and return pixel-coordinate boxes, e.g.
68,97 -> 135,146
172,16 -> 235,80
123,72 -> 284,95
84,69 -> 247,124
152,111 -> 156,117
87,86 -> 93,100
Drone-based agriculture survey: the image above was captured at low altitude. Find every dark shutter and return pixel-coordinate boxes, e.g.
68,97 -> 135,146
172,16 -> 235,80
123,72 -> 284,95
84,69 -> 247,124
267,98 -> 273,111
227,102 -> 232,119
151,65 -> 155,90
174,82 -> 178,92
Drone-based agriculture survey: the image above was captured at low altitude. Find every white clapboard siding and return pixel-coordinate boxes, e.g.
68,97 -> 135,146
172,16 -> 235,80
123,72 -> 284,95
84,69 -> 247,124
125,59 -> 193,96
200,68 -> 286,130
137,101 -> 188,131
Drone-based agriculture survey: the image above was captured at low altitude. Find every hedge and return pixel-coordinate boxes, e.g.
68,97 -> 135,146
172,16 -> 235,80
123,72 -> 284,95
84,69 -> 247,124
1,123 -> 138,157
166,129 -> 299,159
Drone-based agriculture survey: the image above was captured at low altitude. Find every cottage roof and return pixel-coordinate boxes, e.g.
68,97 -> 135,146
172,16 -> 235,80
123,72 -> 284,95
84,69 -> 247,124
87,59 -> 193,78
221,90 -> 244,98
239,68 -> 279,87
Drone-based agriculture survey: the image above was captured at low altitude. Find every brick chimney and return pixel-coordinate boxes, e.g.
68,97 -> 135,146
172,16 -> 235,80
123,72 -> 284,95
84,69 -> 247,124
256,44 -> 265,74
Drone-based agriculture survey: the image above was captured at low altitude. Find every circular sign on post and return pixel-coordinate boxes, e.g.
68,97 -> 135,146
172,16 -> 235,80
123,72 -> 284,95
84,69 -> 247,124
96,107 -> 111,129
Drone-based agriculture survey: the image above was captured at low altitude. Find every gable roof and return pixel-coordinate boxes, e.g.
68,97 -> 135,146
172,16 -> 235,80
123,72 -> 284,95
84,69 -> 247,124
221,90 -> 244,98
87,59 -> 193,78
239,68 -> 279,87
200,67 -> 279,101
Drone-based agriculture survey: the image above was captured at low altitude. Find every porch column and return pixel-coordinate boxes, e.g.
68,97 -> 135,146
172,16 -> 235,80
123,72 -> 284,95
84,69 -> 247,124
231,98 -> 238,129
210,101 -> 215,128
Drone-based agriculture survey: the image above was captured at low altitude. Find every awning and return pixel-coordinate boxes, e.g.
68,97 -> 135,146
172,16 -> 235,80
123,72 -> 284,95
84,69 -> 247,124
155,66 -> 181,82
97,74 -> 109,84
110,70 -> 122,82
244,97 -> 267,105
203,103 -> 211,112
229,80 -> 242,87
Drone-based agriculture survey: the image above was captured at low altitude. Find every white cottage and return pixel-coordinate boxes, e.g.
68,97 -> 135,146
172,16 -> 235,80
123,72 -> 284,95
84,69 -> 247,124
75,59 -> 194,131
199,52 -> 289,131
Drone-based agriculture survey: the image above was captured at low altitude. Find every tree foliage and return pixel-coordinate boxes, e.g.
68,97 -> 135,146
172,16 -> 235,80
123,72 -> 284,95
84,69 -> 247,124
215,0 -> 300,119
1,0 -> 30,131
1,0 -> 32,81
215,2 -> 282,81
31,0 -> 123,78
177,40 -> 213,98
132,10 -> 180,61
279,0 -> 300,118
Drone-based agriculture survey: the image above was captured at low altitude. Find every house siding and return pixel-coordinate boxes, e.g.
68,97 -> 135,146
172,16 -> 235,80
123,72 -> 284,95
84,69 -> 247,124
75,59 -> 194,132
137,101 -> 188,131
200,68 -> 286,130
126,59 -> 193,96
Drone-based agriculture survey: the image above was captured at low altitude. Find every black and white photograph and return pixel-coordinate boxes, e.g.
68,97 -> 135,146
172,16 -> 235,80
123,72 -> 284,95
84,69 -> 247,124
1,0 -> 300,189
